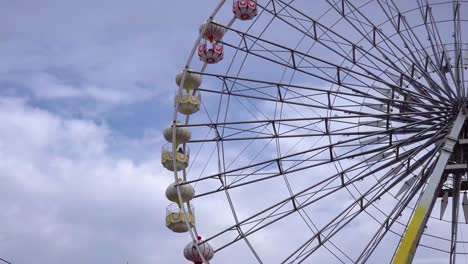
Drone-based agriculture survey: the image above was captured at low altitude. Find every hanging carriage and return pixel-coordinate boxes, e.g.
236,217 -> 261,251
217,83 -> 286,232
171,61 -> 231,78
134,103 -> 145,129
183,237 -> 214,264
166,203 -> 195,233
233,0 -> 257,20
161,143 -> 190,171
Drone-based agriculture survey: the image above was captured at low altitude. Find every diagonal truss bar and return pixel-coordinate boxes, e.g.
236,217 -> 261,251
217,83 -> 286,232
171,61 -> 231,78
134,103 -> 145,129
380,0 -> 456,99
414,0 -> 458,99
280,144 -> 441,263
271,0 -> 452,105
280,119 -> 450,263
393,108 -> 466,264
413,0 -> 466,99
328,0 -> 454,103
198,120 -> 448,251
184,115 -> 448,188
356,155 -> 438,263
371,0 -> 456,101
215,145 -> 432,258
185,118 -> 445,143
194,71 -> 452,111
220,20 -> 450,111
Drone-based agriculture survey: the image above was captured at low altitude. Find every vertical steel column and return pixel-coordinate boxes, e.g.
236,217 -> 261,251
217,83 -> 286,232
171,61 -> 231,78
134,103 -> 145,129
393,109 -> 466,264
450,173 -> 461,264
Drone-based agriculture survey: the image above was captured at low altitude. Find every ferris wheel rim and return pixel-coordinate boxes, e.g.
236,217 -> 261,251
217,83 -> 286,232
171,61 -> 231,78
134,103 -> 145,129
170,1 -> 230,263
167,0 -> 468,262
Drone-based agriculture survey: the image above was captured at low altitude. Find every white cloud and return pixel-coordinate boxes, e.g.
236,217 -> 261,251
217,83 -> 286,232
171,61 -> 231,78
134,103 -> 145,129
0,0 -> 214,114
0,98 -> 188,263
0,0 -> 462,263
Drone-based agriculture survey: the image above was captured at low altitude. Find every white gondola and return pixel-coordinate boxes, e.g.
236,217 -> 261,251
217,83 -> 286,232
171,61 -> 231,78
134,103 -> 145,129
161,143 -> 190,171
184,236 -> 214,264
168,1 -> 468,261
176,68 -> 202,92
163,121 -> 192,146
198,41 -> 224,64
233,0 -> 258,20
199,19 -> 226,43
166,203 -> 195,233
166,178 -> 195,206
177,90 -> 202,115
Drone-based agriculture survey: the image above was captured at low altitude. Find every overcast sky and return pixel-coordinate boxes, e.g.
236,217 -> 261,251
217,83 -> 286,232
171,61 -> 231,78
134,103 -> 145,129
0,1 -> 215,263
3,1 -> 468,264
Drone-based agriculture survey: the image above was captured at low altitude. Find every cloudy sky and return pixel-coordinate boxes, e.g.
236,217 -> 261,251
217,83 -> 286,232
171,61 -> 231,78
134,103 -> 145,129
3,1 -> 468,263
0,1 -> 215,263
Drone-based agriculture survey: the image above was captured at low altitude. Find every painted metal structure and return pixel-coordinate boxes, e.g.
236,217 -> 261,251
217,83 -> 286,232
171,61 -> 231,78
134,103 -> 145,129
394,109 -> 466,263
163,0 -> 468,263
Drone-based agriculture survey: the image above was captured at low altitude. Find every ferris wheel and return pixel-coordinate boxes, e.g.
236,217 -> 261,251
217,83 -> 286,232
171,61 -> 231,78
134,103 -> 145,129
162,0 -> 468,263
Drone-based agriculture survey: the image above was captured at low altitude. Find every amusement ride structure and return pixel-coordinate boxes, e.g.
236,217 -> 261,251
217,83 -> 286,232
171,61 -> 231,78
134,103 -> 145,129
162,0 -> 468,263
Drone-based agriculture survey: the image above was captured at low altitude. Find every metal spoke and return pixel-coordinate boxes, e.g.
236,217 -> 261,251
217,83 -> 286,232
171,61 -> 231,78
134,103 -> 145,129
270,0 -> 453,105
196,120 -> 447,253
183,115 -> 448,192
169,1 -> 468,263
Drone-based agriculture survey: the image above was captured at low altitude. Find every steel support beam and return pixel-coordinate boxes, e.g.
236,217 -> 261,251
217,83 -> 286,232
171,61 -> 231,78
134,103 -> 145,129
393,109 -> 466,264
450,173 -> 461,264
453,0 -> 465,98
